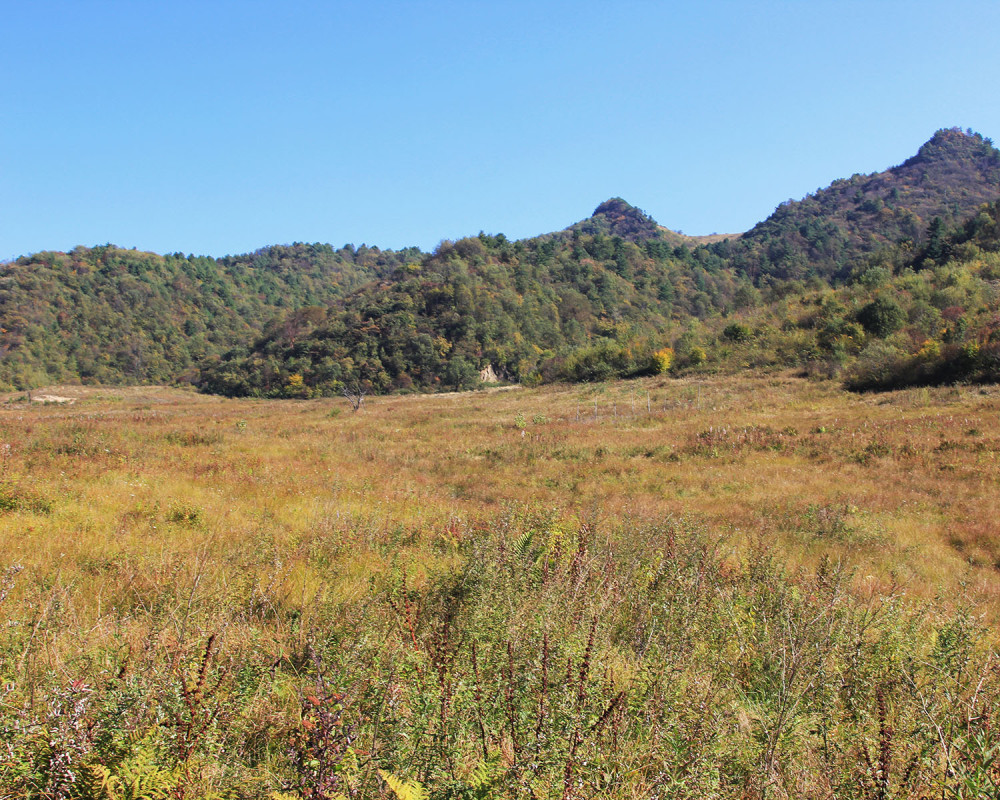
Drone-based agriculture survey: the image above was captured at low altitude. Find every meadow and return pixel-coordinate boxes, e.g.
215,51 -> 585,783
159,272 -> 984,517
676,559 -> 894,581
1,374 -> 999,799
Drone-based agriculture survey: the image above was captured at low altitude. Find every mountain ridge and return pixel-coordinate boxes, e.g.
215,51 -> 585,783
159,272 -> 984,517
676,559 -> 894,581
4,127 -> 1000,395
725,127 -> 1000,281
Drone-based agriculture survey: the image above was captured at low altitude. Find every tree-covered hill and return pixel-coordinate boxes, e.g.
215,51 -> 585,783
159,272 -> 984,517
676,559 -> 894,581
198,228 -> 729,396
0,242 -> 419,388
724,128 -> 1000,282
559,197 -> 733,248
562,197 -> 670,242
4,128 -> 1000,397
200,196 -> 1000,398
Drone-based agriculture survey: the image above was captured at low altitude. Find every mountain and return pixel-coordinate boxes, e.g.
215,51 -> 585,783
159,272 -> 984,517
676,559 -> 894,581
564,198 -> 667,242
0,242 -> 419,388
725,128 -> 1000,282
4,128 -> 1000,396
563,198 -> 736,248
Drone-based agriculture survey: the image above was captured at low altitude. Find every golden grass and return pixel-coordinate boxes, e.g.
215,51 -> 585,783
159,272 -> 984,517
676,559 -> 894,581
8,376 -> 1000,799
2,374 -> 1000,636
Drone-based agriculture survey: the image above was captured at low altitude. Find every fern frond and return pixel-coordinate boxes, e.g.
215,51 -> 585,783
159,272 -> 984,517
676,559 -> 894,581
117,747 -> 175,800
74,747 -> 176,800
512,531 -> 533,558
77,763 -> 120,800
468,757 -> 495,790
379,769 -> 429,800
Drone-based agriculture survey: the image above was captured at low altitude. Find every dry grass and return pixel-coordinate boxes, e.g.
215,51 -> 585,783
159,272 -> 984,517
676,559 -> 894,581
3,376 -> 1000,624
3,376 -> 1000,798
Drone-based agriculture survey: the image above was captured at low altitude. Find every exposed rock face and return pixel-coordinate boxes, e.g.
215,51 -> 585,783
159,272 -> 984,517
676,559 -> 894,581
479,364 -> 500,383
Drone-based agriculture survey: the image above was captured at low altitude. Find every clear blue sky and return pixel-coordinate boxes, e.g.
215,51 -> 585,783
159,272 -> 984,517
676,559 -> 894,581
4,0 -> 1000,260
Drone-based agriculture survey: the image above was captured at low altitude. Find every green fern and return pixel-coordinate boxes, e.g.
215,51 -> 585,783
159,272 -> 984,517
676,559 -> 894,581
74,748 -> 176,800
468,759 -> 492,789
379,769 -> 428,800
467,757 -> 501,796
511,530 -> 534,558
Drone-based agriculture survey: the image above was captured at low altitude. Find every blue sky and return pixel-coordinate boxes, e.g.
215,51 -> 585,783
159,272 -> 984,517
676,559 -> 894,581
4,0 -> 1000,260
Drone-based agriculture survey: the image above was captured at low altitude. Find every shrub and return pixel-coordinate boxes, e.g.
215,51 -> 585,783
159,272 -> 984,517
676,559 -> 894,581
280,373 -> 311,399
722,322 -> 753,342
562,341 -> 641,382
916,339 -> 941,360
845,339 -> 1000,391
857,295 -> 906,338
843,341 -> 909,391
0,481 -> 52,514
650,347 -> 674,374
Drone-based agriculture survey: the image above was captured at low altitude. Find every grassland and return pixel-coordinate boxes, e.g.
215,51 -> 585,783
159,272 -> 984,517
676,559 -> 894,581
1,375 -> 999,798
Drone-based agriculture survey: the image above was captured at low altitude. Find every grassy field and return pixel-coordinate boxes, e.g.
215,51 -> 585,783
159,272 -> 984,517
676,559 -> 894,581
1,375 -> 999,798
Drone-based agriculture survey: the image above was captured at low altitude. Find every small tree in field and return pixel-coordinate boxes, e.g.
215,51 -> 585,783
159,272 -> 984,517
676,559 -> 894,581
342,381 -> 366,412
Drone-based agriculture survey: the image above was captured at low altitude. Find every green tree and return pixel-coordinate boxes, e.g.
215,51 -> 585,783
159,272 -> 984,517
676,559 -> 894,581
924,216 -> 948,264
857,295 -> 906,338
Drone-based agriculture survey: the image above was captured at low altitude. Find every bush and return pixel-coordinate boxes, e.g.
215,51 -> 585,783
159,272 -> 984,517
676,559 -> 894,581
845,339 -> 1000,392
688,346 -> 707,366
857,295 -> 906,338
562,341 -> 652,382
842,341 -> 910,391
0,481 -> 52,514
650,347 -> 674,374
722,322 -> 753,342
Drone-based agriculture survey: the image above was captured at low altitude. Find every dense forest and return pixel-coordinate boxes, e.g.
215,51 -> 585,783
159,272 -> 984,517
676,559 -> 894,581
0,243 -> 418,388
4,128 -> 1000,396
723,128 -> 1000,281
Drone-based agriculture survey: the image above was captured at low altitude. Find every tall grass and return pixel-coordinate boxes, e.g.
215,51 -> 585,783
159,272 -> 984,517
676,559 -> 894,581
1,377 -> 999,797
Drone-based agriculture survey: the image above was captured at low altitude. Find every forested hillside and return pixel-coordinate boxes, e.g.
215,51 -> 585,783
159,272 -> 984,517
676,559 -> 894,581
198,221 -> 746,396
0,242 -> 418,388
4,128 -> 1000,397
722,128 -> 1000,281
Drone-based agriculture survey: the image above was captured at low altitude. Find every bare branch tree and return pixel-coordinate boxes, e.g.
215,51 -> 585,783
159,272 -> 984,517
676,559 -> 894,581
342,382 -> 366,412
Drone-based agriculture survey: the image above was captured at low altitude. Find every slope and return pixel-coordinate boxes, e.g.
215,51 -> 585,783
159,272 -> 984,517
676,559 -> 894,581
0,242 -> 418,388
724,128 -> 1000,282
198,228 -> 718,396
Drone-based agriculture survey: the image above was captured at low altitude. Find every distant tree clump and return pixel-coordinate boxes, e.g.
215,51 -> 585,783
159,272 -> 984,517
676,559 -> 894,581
722,322 -> 753,342
857,295 -> 906,338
